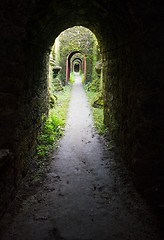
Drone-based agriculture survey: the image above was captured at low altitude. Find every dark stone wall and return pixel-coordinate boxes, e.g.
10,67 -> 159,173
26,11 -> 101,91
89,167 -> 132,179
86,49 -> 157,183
0,0 -> 163,216
0,0 -> 27,215
102,1 -> 163,195
0,0 -> 49,216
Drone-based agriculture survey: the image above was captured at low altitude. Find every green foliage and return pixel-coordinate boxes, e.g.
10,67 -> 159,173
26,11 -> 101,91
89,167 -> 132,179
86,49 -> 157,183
87,77 -> 100,92
85,90 -> 107,136
107,140 -> 115,151
52,26 -> 100,84
36,112 -> 63,159
84,82 -> 91,90
69,72 -> 75,83
92,107 -> 106,135
49,94 -> 57,108
81,73 -> 84,84
33,85 -> 72,179
92,92 -> 103,108
52,78 -> 64,92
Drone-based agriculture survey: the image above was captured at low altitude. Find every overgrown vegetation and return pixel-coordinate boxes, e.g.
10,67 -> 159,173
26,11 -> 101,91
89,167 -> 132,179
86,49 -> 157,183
81,73 -> 85,84
69,72 -> 75,83
85,88 -> 116,153
31,85 -> 72,181
51,26 -> 100,85
85,89 -> 107,135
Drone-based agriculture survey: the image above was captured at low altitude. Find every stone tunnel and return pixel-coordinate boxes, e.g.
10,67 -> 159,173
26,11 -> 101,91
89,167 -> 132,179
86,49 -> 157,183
0,0 -> 163,217
66,50 -> 86,84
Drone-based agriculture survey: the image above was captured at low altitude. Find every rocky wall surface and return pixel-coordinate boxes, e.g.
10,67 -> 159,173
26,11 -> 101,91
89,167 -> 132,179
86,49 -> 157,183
0,1 -> 49,217
102,2 -> 163,196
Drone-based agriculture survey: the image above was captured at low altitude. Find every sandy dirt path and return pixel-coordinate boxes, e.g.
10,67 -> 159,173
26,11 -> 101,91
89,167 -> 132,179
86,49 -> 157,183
0,74 -> 162,240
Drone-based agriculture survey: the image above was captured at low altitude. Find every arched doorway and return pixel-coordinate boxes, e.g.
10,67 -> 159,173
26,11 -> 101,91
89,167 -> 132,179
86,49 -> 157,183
66,50 -> 86,84
71,57 -> 83,73
74,63 -> 79,72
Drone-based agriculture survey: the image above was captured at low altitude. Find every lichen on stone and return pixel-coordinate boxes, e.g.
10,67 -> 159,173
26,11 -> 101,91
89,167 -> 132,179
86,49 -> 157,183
92,92 -> 103,108
53,78 -> 64,91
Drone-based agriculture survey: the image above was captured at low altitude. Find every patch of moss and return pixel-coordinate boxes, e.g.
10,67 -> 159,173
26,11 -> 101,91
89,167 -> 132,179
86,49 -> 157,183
88,77 -> 100,92
53,78 -> 64,91
95,61 -> 102,75
92,92 -> 103,108
49,94 -> 57,108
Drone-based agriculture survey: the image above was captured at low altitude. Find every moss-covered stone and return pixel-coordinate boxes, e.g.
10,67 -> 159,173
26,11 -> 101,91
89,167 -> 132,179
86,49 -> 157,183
92,92 -> 103,108
95,61 -> 102,75
88,61 -> 102,91
88,77 -> 100,92
52,66 -> 62,78
53,78 -> 64,91
49,94 -> 57,108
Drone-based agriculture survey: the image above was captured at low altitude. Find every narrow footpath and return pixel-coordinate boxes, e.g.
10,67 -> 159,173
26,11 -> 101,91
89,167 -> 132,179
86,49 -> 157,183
0,74 -> 162,240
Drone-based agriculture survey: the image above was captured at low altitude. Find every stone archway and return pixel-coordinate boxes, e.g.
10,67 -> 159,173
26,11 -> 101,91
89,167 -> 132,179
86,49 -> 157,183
66,51 -> 86,84
74,63 -> 79,72
71,57 -> 83,73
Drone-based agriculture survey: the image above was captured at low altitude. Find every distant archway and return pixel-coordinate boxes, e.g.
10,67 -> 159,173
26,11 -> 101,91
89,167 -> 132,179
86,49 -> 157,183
66,50 -> 86,84
71,57 -> 83,72
74,63 -> 79,72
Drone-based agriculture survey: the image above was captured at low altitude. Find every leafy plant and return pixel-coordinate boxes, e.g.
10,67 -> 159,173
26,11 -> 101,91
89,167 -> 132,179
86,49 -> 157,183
70,72 -> 75,83
36,111 -> 64,159
33,85 -> 72,180
85,89 -> 107,135
81,73 -> 84,84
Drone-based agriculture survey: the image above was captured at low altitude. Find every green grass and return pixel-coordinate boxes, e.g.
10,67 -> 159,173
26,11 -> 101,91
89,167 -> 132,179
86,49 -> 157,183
85,89 -> 107,135
85,89 -> 115,152
81,73 -> 84,84
69,72 -> 75,83
32,85 -> 72,180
